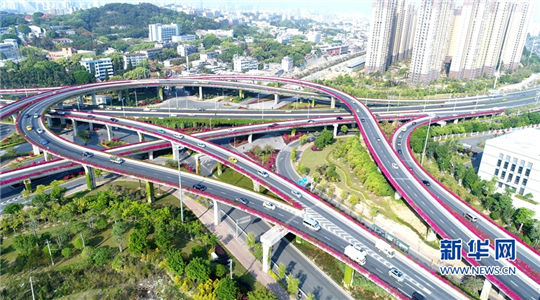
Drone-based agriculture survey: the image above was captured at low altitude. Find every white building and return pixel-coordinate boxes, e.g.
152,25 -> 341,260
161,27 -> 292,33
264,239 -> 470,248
123,53 -> 147,69
172,34 -> 197,43
409,0 -> 454,83
80,58 -> 113,81
177,44 -> 198,57
477,128 -> 540,200
306,31 -> 321,43
0,39 -> 21,61
500,0 -> 533,71
281,56 -> 294,72
233,55 -> 259,72
200,51 -> 220,61
95,95 -> 112,105
148,23 -> 180,42
365,0 -> 397,73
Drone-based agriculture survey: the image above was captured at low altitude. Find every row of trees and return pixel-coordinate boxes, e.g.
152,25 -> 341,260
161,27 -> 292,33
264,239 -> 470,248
1,182 -> 274,298
411,132 -> 539,247
333,137 -> 394,196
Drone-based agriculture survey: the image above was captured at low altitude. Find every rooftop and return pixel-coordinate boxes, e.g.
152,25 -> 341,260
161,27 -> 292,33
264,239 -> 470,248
486,128 -> 540,158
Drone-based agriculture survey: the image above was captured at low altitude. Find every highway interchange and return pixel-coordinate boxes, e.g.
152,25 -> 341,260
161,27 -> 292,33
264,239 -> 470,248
1,77 -> 540,299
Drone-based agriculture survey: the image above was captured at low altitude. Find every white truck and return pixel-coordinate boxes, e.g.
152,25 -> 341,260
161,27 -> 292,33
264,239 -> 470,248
344,245 -> 367,265
375,240 -> 395,258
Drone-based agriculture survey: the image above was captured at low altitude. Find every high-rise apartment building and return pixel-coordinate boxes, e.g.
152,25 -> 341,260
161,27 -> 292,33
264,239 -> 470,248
365,0 -> 416,74
500,0 -> 533,71
409,0 -> 455,83
148,23 -> 180,42
365,0 -> 397,74
80,58 -> 113,81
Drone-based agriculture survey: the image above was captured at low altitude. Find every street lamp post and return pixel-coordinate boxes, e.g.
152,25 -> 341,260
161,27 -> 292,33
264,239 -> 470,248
420,116 -> 433,166
176,145 -> 184,223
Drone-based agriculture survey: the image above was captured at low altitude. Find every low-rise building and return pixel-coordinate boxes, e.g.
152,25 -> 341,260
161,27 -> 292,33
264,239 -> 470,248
123,53 -> 147,69
200,51 -> 220,61
172,34 -> 197,43
0,39 -> 21,61
177,44 -> 198,57
477,128 -> 540,200
233,55 -> 259,72
48,47 -> 75,61
80,57 -> 113,81
281,56 -> 294,72
139,48 -> 162,60
53,38 -> 73,45
95,95 -> 112,105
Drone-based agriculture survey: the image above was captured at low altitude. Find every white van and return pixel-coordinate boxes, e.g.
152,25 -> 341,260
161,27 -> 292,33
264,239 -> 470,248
464,212 -> 477,222
303,217 -> 321,231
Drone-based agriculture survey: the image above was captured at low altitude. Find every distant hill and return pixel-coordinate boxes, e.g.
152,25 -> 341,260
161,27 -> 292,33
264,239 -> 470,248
50,3 -> 222,38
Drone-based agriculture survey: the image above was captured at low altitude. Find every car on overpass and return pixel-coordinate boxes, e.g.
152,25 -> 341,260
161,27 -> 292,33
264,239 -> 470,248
228,157 -> 238,163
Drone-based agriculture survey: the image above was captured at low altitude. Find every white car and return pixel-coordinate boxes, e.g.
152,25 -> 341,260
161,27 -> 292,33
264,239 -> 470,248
263,201 -> 276,210
36,128 -> 44,134
291,190 -> 302,198
174,133 -> 184,139
197,142 -> 206,148
388,267 -> 404,282
257,170 -> 269,178
391,163 -> 398,169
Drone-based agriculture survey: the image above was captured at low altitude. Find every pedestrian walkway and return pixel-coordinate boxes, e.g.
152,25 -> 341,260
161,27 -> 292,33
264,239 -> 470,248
182,196 -> 290,300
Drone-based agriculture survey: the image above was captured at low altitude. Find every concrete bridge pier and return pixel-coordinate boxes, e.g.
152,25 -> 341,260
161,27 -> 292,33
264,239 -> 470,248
172,142 -> 179,161
331,97 -> 336,109
91,93 -> 96,105
83,165 -> 96,190
248,134 -> 253,144
72,120 -> 78,136
261,226 -> 289,273
44,151 -> 52,161
77,95 -> 83,107
274,94 -> 280,105
32,145 -> 41,156
453,119 -> 459,124
46,116 -> 53,127
146,181 -> 155,203
148,151 -> 154,160
137,132 -> 144,142
199,86 -> 203,100
333,123 -> 339,138
213,199 -> 220,226
195,154 -> 201,175
252,179 -> 260,192
105,124 -> 112,141
479,279 -> 491,300
11,114 -> 17,123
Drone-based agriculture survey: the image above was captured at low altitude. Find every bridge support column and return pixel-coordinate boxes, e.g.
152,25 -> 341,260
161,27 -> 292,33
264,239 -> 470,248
11,114 -> 17,123
60,117 -> 66,125
213,199 -> 220,226
479,279 -> 491,300
248,134 -> 253,144
239,89 -> 244,98
72,120 -> 78,137
195,155 -> 200,175
274,94 -> 279,105
344,265 -> 354,288
253,180 -> 260,192
91,93 -> 96,105
83,165 -> 96,190
46,116 -> 53,127
260,226 -> 288,273
32,145 -> 41,156
158,87 -> 164,101
77,95 -> 83,107
216,162 -> 223,176
88,122 -> 94,131
394,191 -> 401,200
333,123 -> 338,138
331,97 -> 336,109
148,151 -> 154,160
172,143 -> 179,161
453,119 -> 459,124
23,178 -> 32,193
145,181 -> 154,203
137,132 -> 144,142
199,86 -> 203,100
44,151 -> 52,161
105,125 -> 112,141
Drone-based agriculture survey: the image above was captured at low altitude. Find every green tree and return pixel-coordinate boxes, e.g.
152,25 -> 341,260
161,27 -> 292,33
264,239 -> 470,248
185,257 -> 210,282
215,264 -> 227,278
73,235 -> 85,250
61,247 -> 73,258
277,263 -> 287,280
92,247 -> 110,265
286,276 -> 300,295
314,129 -> 334,148
306,293 -> 315,300
18,24 -> 31,35
290,146 -> 297,162
73,70 -> 95,84
13,234 -> 37,257
3,203 -> 23,214
340,125 -> 348,134
128,228 -> 148,255
32,191 -> 49,207
166,249 -> 186,277
299,135 -> 308,145
215,277 -> 238,300
348,194 -> 360,206
246,232 -> 256,248
514,208 -> 534,232
202,34 -> 222,49
112,221 -> 127,252
247,287 -> 278,300
461,276 -> 483,296
254,243 -> 263,259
